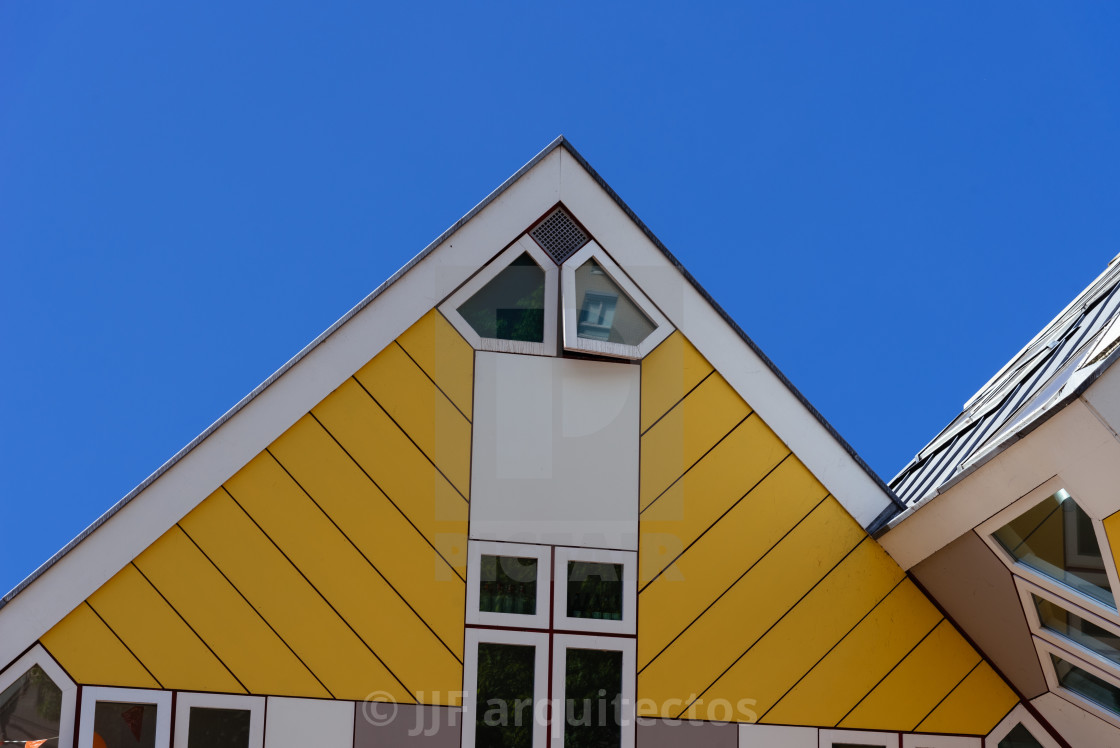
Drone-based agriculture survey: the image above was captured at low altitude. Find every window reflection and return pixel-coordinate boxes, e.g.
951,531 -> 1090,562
458,253 -> 546,343
574,260 -> 654,346
1033,595 -> 1120,667
0,665 -> 61,746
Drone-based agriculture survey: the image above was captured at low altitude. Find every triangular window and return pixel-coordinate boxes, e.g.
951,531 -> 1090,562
998,723 -> 1045,748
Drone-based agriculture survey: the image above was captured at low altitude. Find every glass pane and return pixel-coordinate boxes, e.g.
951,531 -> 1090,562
574,259 -> 655,346
94,702 -> 158,748
479,555 -> 538,615
1033,595 -> 1120,666
458,253 -> 545,342
998,723 -> 1045,748
992,490 -> 1114,606
187,707 -> 250,748
563,648 -> 622,748
476,643 -> 535,748
1052,654 -> 1120,714
567,562 -> 623,621
0,665 -> 62,744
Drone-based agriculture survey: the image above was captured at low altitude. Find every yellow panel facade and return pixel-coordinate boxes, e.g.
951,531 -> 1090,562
86,564 -> 244,693
396,309 -> 475,420
38,321 -> 472,703
1104,510 -> 1120,578
640,331 -> 712,432
353,342 -> 472,497
840,619 -> 981,731
639,371 -> 751,509
225,450 -> 462,704
637,333 -> 1019,736
916,662 -> 1019,735
639,415 -> 792,585
136,526 -> 330,697
762,580 -> 942,727
41,603 -> 160,689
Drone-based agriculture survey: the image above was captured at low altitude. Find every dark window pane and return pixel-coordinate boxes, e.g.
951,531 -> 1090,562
574,259 -> 654,346
479,556 -> 538,615
0,665 -> 62,744
1033,595 -> 1120,666
476,643 -> 535,748
998,723 -> 1045,748
94,702 -> 158,748
187,707 -> 250,748
992,490 -> 1113,606
564,648 -> 621,748
567,562 -> 623,621
1052,654 -> 1120,715
458,254 -> 545,342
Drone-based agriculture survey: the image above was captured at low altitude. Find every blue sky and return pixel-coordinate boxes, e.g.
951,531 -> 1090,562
3,2 -> 1120,597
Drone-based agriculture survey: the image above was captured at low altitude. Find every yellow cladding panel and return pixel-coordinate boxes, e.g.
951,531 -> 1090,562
86,565 -> 244,693
700,539 -> 905,717
1104,511 -> 1120,580
228,451 -> 463,703
638,498 -> 864,709
396,310 -> 475,420
639,458 -> 825,666
354,343 -> 472,497
134,525 -> 328,697
763,580 -> 942,727
639,415 -> 791,584
309,379 -> 469,577
840,619 -> 980,732
916,662 -> 1018,735
41,603 -> 160,688
178,490 -> 413,702
640,372 -> 752,509
641,332 -> 713,433
269,413 -> 466,657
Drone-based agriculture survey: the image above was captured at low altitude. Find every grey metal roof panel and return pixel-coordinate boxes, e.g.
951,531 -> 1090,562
890,257 -> 1120,507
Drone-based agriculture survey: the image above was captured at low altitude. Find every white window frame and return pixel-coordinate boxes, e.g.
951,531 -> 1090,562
0,644 -> 77,748
466,540 -> 552,629
901,734 -> 980,747
1016,577 -> 1120,676
79,686 -> 172,748
462,628 -> 549,748
441,237 -> 559,356
985,703 -> 1060,748
174,692 -> 265,748
976,476 -> 1120,624
548,634 -> 635,748
553,547 -> 636,635
817,728 -> 897,747
1035,635 -> 1120,730
560,242 -> 672,360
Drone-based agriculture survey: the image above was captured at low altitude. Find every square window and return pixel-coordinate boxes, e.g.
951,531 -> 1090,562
554,547 -> 636,634
174,693 -> 264,748
79,688 -> 170,748
467,541 -> 551,629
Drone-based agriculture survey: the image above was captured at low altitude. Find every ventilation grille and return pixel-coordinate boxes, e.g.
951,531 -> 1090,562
530,208 -> 589,264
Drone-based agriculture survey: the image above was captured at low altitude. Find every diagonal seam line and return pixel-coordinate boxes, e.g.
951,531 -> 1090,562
82,601 -> 164,689
129,561 -> 250,694
638,494 -> 830,675
393,339 -> 472,424
175,523 -> 335,698
639,451 -> 792,592
912,657 -> 983,733
834,616 -> 946,727
640,412 -> 754,515
266,448 -> 463,664
759,575 -> 907,723
640,369 -> 715,437
309,411 -> 467,583
221,486 -> 417,701
350,375 -> 470,504
674,534 -> 870,719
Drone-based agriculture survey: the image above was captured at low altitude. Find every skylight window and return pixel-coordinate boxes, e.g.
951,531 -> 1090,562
991,489 -> 1114,607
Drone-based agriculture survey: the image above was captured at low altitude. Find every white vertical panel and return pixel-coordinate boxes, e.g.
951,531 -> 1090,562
471,353 -> 640,550
739,723 -> 816,748
264,697 -> 355,748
